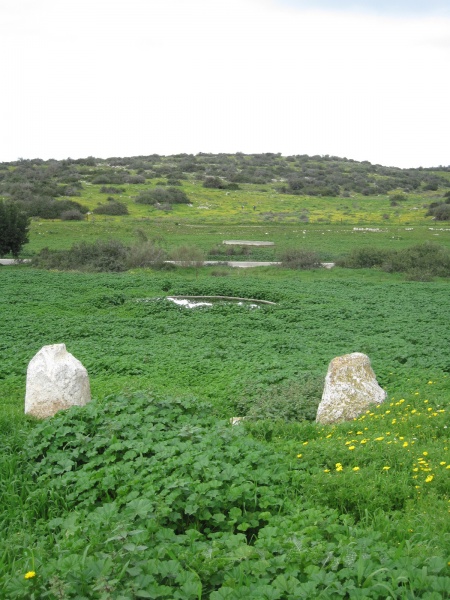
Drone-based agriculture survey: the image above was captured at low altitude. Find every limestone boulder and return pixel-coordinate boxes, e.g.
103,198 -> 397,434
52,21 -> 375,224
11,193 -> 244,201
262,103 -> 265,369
25,344 -> 91,419
316,352 -> 386,425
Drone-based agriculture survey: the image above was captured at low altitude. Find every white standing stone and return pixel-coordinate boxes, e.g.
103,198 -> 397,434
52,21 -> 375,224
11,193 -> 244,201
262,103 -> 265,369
25,344 -> 91,419
316,352 -> 386,425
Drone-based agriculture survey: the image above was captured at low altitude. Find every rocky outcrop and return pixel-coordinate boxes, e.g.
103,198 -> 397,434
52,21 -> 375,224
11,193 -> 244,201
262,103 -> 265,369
316,352 -> 386,425
25,344 -> 91,419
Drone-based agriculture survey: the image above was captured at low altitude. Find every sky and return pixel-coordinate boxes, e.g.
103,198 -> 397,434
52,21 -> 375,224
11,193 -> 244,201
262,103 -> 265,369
1,0 -> 450,168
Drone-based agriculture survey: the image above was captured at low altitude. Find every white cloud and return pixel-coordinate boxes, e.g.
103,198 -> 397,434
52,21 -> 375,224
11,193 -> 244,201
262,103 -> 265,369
1,0 -> 449,167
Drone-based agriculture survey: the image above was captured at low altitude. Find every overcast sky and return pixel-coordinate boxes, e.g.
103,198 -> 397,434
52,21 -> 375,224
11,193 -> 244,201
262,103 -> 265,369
2,0 -> 449,168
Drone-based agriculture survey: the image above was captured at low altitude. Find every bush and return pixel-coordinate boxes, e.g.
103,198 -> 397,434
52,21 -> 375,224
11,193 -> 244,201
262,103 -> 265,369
0,200 -> 30,256
93,201 -> 129,215
169,244 -> 205,267
125,241 -> 168,269
427,202 -> 450,221
383,242 -> 450,277
280,248 -> 322,269
17,197 -> 88,219
389,193 -> 408,202
203,176 -> 227,189
60,209 -> 85,220
32,239 -> 128,272
337,243 -> 450,278
336,247 -> 389,269
125,174 -> 145,184
235,375 -> 324,422
135,187 -> 189,205
99,186 -> 124,194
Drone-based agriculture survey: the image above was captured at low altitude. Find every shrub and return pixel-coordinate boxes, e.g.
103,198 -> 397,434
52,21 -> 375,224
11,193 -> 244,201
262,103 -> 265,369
93,201 -> 129,215
280,248 -> 322,269
17,197 -> 88,219
60,209 -> 85,220
125,241 -> 168,269
338,243 -> 450,278
427,202 -> 450,221
383,242 -> 450,277
125,174 -> 145,184
135,187 -> 189,205
32,239 -> 128,272
0,200 -> 30,256
336,247 -> 389,269
389,193 -> 408,202
99,186 -> 124,194
203,176 -> 227,189
169,244 -> 205,267
236,375 -> 324,422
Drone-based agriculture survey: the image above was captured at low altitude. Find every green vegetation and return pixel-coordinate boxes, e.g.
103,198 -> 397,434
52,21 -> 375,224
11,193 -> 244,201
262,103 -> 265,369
1,153 -> 450,260
1,152 -> 450,597
1,267 -> 449,597
0,200 -> 30,256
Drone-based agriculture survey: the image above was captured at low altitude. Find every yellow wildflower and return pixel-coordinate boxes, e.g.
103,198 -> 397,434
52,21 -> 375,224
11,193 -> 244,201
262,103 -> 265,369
24,572 -> 36,580
425,475 -> 434,483
352,466 -> 360,471
297,454 -> 302,458
382,466 -> 390,471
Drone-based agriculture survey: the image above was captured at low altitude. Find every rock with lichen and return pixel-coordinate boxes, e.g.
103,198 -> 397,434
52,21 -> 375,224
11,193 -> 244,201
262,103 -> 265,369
316,352 -> 386,425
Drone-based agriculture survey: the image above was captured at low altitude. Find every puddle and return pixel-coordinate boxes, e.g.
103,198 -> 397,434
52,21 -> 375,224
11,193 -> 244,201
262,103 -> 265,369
135,296 -> 275,309
167,296 -> 261,309
167,297 -> 213,308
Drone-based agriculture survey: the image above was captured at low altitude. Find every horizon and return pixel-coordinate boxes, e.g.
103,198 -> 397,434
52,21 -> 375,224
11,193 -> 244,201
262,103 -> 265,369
2,150 -> 449,171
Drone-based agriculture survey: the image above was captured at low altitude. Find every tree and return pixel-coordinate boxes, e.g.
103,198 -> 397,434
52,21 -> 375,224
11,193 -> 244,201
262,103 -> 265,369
0,200 -> 30,257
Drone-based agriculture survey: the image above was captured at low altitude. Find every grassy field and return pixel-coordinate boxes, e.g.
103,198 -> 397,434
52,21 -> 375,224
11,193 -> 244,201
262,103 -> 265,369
1,265 -> 449,598
1,166 -> 450,597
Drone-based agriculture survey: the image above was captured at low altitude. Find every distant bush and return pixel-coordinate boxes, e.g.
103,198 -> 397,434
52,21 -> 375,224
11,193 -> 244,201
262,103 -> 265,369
32,239 -> 128,272
236,375 -> 324,422
99,186 -> 124,194
382,243 -> 450,277
390,193 -> 408,202
169,244 -> 205,267
336,247 -> 390,269
17,197 -> 88,219
126,174 -> 145,184
93,201 -> 129,215
280,248 -> 322,269
135,187 -> 189,206
125,241 -> 168,269
203,176 -> 227,189
92,172 -> 128,184
338,243 -> 450,278
426,202 -> 450,221
60,209 -> 85,221
0,200 -> 30,257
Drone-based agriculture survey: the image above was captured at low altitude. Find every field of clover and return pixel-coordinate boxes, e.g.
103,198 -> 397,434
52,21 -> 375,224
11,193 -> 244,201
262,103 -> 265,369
0,265 -> 449,598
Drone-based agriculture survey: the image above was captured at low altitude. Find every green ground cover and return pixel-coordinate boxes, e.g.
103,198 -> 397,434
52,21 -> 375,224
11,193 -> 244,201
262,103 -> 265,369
1,267 -> 449,598
24,219 -> 450,262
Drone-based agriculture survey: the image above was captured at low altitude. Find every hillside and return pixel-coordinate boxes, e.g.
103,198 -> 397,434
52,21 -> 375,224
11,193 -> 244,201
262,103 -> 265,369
1,153 -> 450,259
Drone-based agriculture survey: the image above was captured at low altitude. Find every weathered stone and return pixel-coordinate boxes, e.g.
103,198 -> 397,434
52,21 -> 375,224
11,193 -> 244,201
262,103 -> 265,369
25,344 -> 91,419
316,352 -> 386,425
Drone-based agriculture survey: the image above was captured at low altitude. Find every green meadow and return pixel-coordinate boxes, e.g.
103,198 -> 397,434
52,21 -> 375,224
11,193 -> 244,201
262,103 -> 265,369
1,155 -> 450,598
